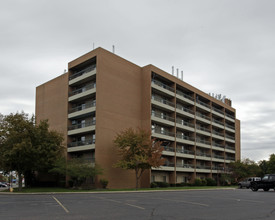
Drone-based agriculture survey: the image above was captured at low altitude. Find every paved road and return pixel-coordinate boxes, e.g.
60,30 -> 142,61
0,189 -> 275,220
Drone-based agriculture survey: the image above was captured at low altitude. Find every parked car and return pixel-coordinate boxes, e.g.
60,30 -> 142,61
0,182 -> 7,187
238,177 -> 261,188
251,174 -> 275,191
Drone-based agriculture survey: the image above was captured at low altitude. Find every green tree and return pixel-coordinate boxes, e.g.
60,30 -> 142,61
0,112 -> 64,190
114,128 -> 165,189
267,154 -> 275,173
50,157 -> 103,188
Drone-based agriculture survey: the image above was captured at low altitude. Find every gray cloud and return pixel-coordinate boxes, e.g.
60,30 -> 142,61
1,0 -> 275,161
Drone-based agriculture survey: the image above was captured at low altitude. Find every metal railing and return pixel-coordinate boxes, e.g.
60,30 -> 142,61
152,128 -> 175,137
68,139 -> 95,148
68,100 -> 96,113
225,145 -> 235,151
225,113 -> 235,119
196,152 -> 211,157
196,112 -> 211,121
176,164 -> 195,168
176,90 -> 194,101
68,120 -> 96,130
213,131 -> 224,137
152,112 -> 175,122
225,134 -> 235,140
69,65 -> 96,80
196,139 -> 211,145
212,119 -> 224,126
196,126 -> 210,133
69,83 -> 96,97
225,124 -> 235,130
176,148 -> 195,155
151,96 -> 174,107
196,100 -> 210,109
176,133 -> 195,141
176,118 -> 195,128
163,146 -> 175,152
176,104 -> 194,114
196,165 -> 211,170
213,143 -> 224,148
151,79 -> 174,92
213,155 -> 224,159
212,107 -> 224,115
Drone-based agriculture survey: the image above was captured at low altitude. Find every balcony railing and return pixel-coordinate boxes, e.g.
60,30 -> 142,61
212,119 -> 224,126
196,152 -> 211,157
176,90 -> 194,101
196,139 -> 211,145
176,164 -> 195,168
226,157 -> 235,161
152,128 -> 175,137
212,107 -> 224,115
69,83 -> 96,97
176,104 -> 194,114
176,133 -> 195,141
68,139 -> 95,148
163,146 -> 175,152
213,143 -> 224,148
151,79 -> 174,92
69,65 -> 96,80
196,112 -> 211,121
225,145 -> 235,151
213,131 -> 224,137
213,155 -> 224,159
68,120 -> 96,131
196,165 -> 211,170
176,148 -> 195,155
225,134 -> 235,140
225,113 -> 235,120
225,124 -> 235,130
152,112 -> 175,122
196,126 -> 210,133
196,100 -> 210,109
176,119 -> 195,128
68,100 -> 96,113
152,96 -> 174,107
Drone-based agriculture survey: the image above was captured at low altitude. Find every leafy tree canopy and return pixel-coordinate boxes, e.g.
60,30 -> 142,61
0,112 -> 64,190
114,128 -> 165,189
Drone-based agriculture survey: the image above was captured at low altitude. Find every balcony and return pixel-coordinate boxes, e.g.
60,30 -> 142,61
176,104 -> 195,118
152,163 -> 175,171
68,120 -> 96,136
196,126 -> 211,136
225,124 -> 235,133
69,83 -> 96,102
196,100 -> 211,112
212,107 -> 224,118
176,90 -> 195,105
212,155 -> 225,162
151,96 -> 175,111
67,139 -> 95,152
225,113 -> 235,122
68,101 -> 96,119
225,145 -> 235,153
69,66 -> 96,86
196,112 -> 211,124
151,79 -> 174,97
176,134 -> 195,145
196,139 -> 211,149
196,165 -> 211,173
176,163 -> 195,172
176,149 -> 195,159
196,152 -> 211,161
225,134 -> 235,143
162,146 -> 175,156
212,131 -> 224,140
152,128 -> 175,141
212,143 -> 225,151
151,112 -> 175,126
225,156 -> 235,163
176,119 -> 195,132
212,119 -> 224,129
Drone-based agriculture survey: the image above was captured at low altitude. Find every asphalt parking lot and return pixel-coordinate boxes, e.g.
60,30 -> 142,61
0,188 -> 275,220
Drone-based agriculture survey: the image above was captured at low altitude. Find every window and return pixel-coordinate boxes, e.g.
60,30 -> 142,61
163,176 -> 167,183
151,175 -> 155,182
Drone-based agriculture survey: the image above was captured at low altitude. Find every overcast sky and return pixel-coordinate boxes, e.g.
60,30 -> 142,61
1,0 -> 274,162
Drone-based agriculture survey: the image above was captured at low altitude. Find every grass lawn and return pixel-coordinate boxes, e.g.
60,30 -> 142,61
2,185 -> 236,193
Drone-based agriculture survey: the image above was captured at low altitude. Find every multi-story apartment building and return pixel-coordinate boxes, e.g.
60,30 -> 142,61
36,47 -> 240,189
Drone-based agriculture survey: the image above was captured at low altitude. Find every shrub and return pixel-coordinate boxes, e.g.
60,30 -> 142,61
201,179 -> 207,186
193,178 -> 202,186
206,178 -> 217,186
150,182 -> 158,188
151,181 -> 170,188
100,179 -> 108,189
